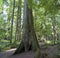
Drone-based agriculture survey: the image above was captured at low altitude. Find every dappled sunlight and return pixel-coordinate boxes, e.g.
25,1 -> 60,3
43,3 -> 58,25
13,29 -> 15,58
46,40 -> 52,44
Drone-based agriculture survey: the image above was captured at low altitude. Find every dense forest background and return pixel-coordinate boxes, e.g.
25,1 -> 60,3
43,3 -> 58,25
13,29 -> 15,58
0,0 -> 60,58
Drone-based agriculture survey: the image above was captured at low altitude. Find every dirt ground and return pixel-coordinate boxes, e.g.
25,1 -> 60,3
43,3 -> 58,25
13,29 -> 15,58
0,45 -> 59,58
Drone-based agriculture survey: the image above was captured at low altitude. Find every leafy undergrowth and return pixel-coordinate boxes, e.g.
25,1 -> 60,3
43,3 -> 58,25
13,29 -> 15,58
0,40 -> 10,51
0,39 -> 20,52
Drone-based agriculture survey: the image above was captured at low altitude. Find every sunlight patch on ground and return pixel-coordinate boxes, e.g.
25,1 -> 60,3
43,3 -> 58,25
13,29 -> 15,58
5,48 -> 16,52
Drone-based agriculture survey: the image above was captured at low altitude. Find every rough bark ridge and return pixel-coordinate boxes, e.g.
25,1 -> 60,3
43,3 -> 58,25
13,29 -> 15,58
14,0 -> 40,55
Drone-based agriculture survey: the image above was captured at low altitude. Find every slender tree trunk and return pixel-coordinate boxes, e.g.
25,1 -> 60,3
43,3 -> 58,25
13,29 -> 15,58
15,0 -> 21,43
17,0 -> 21,41
7,4 -> 12,41
53,16 -> 58,44
14,0 -> 40,55
10,0 -> 15,44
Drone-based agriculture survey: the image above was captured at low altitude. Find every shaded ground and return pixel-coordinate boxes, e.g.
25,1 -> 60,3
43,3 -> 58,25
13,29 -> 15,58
9,51 -> 34,58
0,49 -> 16,58
0,45 -> 59,58
40,45 -> 59,58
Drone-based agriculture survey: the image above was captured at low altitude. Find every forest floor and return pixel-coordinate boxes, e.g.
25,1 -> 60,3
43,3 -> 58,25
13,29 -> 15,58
0,44 -> 60,58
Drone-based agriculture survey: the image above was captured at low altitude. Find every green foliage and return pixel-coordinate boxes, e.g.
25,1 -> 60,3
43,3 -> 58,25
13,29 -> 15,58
0,0 -> 60,51
0,0 -> 3,13
11,42 -> 20,48
0,40 -> 10,51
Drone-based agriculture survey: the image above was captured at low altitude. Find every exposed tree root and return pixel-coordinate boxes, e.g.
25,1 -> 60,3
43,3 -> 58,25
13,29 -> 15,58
13,41 -> 32,55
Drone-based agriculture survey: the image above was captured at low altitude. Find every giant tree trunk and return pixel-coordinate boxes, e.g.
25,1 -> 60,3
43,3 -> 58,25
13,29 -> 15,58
14,0 -> 40,55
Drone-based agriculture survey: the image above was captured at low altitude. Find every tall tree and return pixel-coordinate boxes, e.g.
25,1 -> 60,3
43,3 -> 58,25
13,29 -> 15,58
14,0 -> 40,56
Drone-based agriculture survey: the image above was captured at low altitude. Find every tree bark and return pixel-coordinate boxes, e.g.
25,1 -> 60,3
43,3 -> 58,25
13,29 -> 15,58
14,0 -> 40,55
10,0 -> 15,44
15,0 -> 21,43
53,16 -> 58,44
